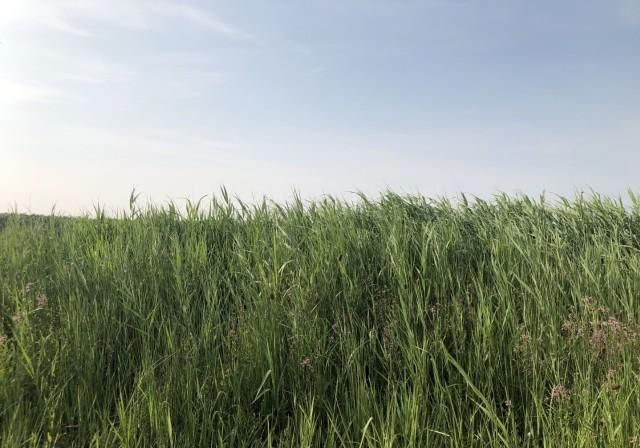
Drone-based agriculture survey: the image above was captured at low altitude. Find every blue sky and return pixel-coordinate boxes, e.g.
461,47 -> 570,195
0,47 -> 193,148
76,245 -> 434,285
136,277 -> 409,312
1,0 -> 639,213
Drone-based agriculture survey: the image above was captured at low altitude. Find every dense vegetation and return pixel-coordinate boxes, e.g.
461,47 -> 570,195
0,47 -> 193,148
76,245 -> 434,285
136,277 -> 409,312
1,192 -> 640,447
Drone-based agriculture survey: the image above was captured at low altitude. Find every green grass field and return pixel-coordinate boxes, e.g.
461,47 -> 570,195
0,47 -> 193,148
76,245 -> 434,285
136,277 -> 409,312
1,192 -> 640,447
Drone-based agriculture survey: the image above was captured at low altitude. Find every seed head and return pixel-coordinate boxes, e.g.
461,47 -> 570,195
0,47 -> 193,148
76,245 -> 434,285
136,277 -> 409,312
581,296 -> 595,308
36,294 -> 47,309
590,329 -> 606,353
300,357 -> 313,370
603,316 -> 621,331
501,399 -> 513,412
549,384 -> 570,403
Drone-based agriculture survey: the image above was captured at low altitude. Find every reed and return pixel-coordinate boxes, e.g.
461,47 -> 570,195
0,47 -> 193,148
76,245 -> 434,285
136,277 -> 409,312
1,191 -> 639,447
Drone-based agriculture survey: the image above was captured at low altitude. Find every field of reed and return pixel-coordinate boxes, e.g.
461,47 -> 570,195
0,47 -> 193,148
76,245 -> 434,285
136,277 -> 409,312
1,192 -> 640,447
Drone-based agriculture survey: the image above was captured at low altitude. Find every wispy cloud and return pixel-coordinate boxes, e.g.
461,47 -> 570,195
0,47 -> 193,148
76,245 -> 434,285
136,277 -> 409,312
57,59 -> 139,85
160,4 -> 261,43
0,0 -> 259,42
0,1 -> 93,36
0,79 -> 65,108
162,70 -> 227,99
307,66 -> 328,77
38,15 -> 93,37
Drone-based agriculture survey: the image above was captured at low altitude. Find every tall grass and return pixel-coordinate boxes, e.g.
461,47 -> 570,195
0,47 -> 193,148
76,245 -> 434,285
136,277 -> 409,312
1,192 -> 640,447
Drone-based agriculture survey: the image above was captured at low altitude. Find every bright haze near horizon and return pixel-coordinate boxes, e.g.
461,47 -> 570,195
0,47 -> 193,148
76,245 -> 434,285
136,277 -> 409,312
1,0 -> 639,214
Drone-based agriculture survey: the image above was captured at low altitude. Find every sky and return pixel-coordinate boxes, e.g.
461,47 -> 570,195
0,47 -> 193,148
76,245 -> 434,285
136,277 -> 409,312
1,0 -> 639,214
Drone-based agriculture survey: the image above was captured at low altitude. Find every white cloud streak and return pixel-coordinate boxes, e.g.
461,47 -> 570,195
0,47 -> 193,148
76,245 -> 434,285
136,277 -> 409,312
0,79 -> 65,108
0,1 -> 93,36
0,0 -> 259,42
161,4 -> 261,43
